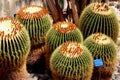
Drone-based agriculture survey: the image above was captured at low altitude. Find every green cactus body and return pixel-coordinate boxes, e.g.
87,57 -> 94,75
46,21 -> 83,54
16,5 -> 52,46
50,41 -> 93,80
0,17 -> 30,80
79,2 -> 119,43
83,33 -> 117,80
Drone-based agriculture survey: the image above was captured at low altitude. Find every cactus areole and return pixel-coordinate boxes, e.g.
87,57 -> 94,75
54,22 -> 76,33
16,5 -> 48,19
93,33 -> 111,44
61,42 -> 83,58
0,17 -> 22,38
92,3 -> 112,15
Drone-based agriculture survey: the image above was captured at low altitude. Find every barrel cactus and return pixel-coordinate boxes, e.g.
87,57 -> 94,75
15,5 -> 52,72
84,33 -> 117,80
45,21 -> 83,71
50,41 -> 93,80
0,17 -> 30,80
79,2 -> 119,43
16,5 -> 52,46
46,21 -> 83,53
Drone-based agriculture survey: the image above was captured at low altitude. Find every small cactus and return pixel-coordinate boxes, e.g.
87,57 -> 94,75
79,2 -> 119,43
0,17 -> 30,80
84,33 -> 117,80
50,41 -> 93,80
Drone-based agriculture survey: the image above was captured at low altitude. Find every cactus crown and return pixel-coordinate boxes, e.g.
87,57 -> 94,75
0,17 -> 22,38
16,5 -> 49,19
92,33 -> 111,44
92,3 -> 111,15
61,41 -> 83,58
54,22 -> 76,33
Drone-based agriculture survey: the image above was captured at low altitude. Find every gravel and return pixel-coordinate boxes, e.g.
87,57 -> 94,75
111,46 -> 120,80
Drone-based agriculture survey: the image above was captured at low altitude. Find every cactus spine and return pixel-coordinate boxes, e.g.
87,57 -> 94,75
84,33 -> 117,80
0,17 -> 30,80
50,41 -> 93,80
79,2 -> 119,43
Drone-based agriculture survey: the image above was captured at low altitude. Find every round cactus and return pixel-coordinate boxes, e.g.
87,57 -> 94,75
83,33 -> 117,80
0,17 -> 30,80
50,41 -> 93,80
79,2 -> 119,43
16,5 -> 52,46
46,21 -> 83,53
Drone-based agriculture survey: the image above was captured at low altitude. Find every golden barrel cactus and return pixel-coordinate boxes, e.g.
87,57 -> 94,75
0,17 -> 30,80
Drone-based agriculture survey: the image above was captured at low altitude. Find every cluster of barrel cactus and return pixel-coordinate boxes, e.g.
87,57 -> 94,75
48,2 -> 118,80
0,2 -> 118,80
45,21 -> 83,71
0,17 -> 30,80
79,2 -> 119,43
50,41 -> 93,80
84,33 -> 117,80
